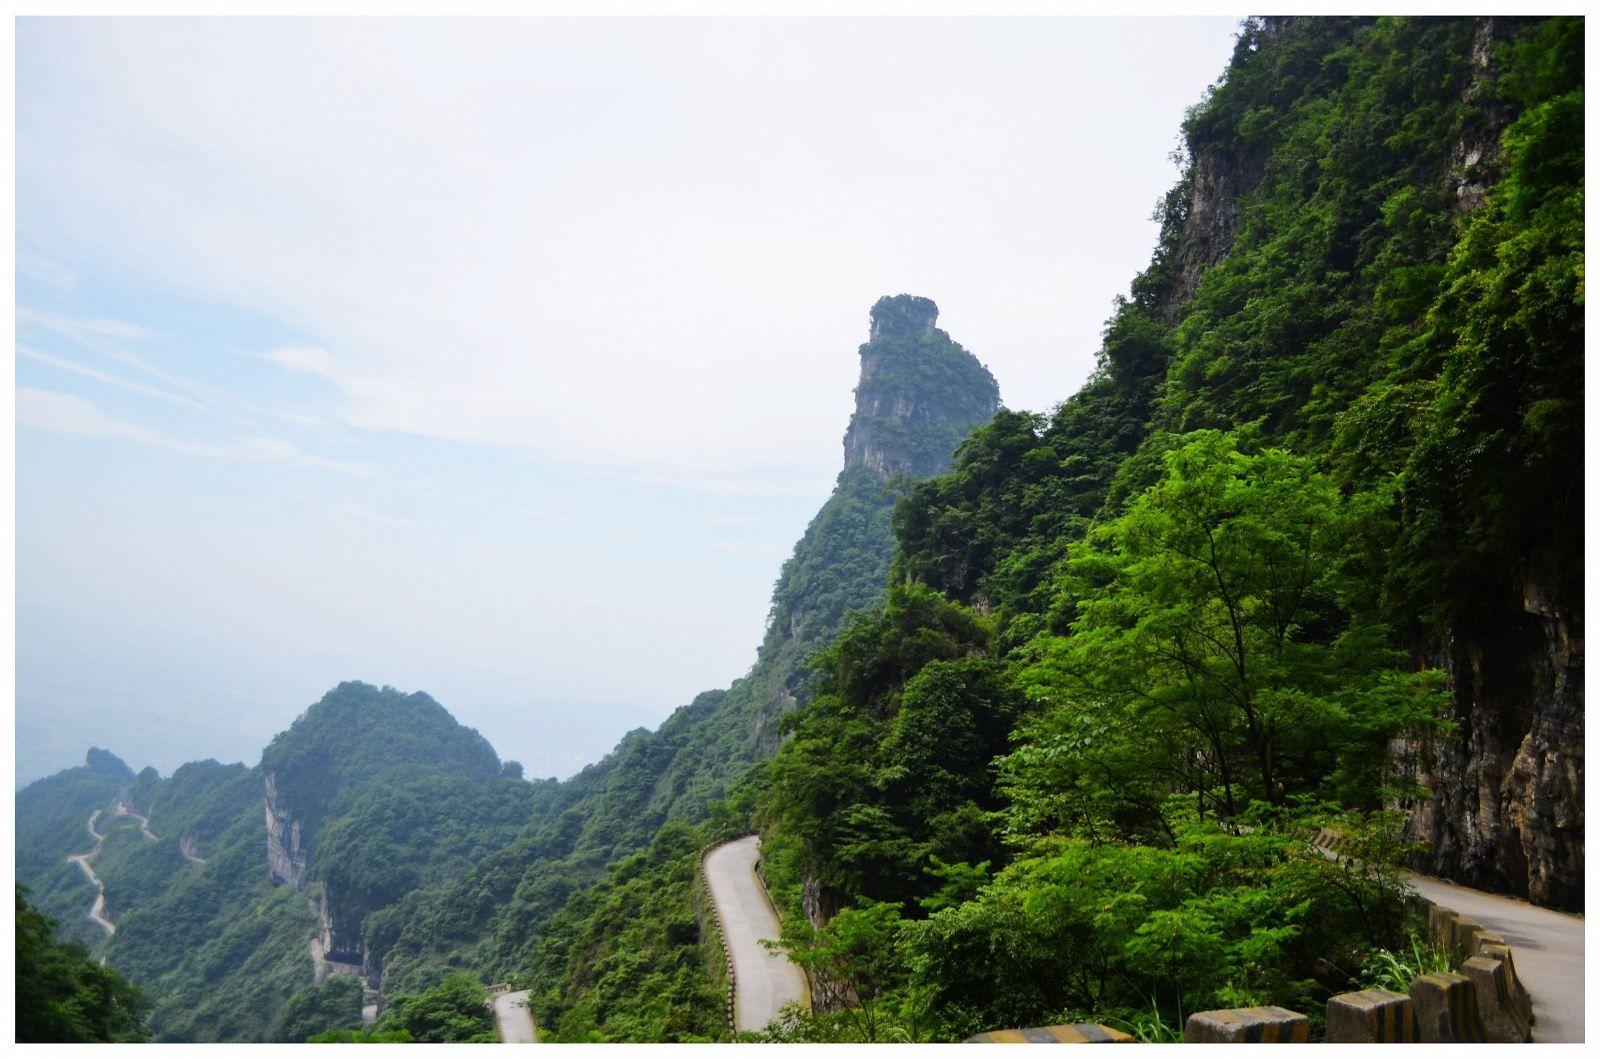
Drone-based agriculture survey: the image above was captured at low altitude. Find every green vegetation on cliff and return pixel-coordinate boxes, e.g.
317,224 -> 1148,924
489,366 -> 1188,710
750,13 -> 1581,1042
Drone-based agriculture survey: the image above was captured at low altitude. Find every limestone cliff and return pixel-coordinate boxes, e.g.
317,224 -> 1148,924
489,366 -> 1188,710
766,294 -> 999,662
841,295 -> 1000,480
264,771 -> 309,888
1398,576 -> 1584,908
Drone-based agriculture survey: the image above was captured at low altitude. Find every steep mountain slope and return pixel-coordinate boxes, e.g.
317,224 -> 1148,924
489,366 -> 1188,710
738,15 -> 1580,1042
371,295 -> 1000,996
892,14 -> 1582,908
13,294 -> 1000,1040
16,748 -> 137,949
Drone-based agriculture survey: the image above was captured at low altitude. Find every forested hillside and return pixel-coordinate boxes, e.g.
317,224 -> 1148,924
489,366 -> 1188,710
745,12 -> 1582,1043
11,684 -> 582,1040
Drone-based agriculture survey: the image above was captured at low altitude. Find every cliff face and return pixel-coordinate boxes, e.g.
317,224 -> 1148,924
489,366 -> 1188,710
1153,15 -> 1583,908
312,882 -> 371,981
841,295 -> 1000,480
1399,577 -> 1584,908
769,296 -> 999,659
263,770 -> 309,888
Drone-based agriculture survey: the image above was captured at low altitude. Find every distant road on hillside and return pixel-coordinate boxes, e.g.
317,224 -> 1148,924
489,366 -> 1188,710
492,989 -> 537,1044
703,835 -> 809,1034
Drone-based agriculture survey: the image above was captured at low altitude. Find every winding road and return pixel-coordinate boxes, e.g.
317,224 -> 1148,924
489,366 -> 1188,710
65,801 -> 167,939
114,800 -> 159,842
703,835 -> 809,1033
1407,872 -> 1585,1043
66,810 -> 116,936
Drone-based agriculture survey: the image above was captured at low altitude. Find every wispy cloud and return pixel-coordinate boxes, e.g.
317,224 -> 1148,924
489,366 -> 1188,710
18,306 -> 151,344
18,386 -> 370,476
17,306 -> 225,406
18,250 -> 76,292
18,345 -> 205,409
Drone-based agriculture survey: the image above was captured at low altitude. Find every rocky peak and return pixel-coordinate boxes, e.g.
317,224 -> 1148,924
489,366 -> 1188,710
842,294 -> 999,480
868,294 -> 939,343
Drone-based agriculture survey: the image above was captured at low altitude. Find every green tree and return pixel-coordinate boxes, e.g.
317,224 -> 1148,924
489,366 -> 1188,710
15,885 -> 150,1042
377,973 -> 497,1043
772,898 -> 907,1042
271,976 -> 364,1042
1009,432 -> 1441,839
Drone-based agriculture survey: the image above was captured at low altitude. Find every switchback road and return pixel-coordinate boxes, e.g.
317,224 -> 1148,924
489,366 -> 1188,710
66,809 -> 115,936
703,835 -> 809,1034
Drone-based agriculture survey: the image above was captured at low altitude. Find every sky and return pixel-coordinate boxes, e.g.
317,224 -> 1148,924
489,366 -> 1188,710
14,16 -> 1241,786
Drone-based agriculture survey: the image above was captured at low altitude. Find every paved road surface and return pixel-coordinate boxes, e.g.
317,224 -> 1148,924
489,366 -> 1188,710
1407,872 -> 1585,1043
114,801 -> 158,842
66,809 -> 116,936
704,835 -> 809,1033
493,990 -> 538,1043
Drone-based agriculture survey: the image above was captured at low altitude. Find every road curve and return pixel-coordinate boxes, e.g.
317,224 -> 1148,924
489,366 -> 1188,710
703,835 -> 808,1033
66,809 -> 115,936
1407,872 -> 1585,1042
113,800 -> 158,842
492,989 -> 538,1043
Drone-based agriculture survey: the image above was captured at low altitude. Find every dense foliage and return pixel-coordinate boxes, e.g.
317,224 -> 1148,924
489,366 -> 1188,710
272,976 -> 364,1042
16,886 -> 150,1042
306,974 -> 498,1043
754,13 -> 1580,1042
525,820 -> 727,1041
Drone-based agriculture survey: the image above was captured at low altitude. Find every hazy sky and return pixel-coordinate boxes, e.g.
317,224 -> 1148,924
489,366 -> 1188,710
15,16 -> 1240,785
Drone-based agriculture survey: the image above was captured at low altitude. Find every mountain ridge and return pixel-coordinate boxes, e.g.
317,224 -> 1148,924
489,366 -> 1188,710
14,294 -> 1002,1041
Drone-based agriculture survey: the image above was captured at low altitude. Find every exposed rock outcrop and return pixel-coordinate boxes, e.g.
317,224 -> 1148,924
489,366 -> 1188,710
841,295 -> 1000,480
264,771 -> 309,888
1450,18 -> 1507,213
866,293 -> 938,343
1166,143 -> 1264,316
1398,579 -> 1584,909
310,882 -> 373,987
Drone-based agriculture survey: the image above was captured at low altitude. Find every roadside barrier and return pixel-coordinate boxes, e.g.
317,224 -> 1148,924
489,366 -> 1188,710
699,838 -> 741,1039
1461,954 -> 1533,1042
1183,1006 -> 1310,1043
1325,988 -> 1418,1042
966,1024 -> 1132,1043
1410,972 -> 1486,1042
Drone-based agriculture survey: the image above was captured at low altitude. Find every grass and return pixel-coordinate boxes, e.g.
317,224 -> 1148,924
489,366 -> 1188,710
1362,933 -> 1454,993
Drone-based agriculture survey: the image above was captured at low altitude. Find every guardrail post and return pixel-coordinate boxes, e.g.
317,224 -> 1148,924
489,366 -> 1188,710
1182,1007 -> 1309,1043
1409,972 -> 1486,1043
1325,988 -> 1418,1042
1461,954 -> 1533,1042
